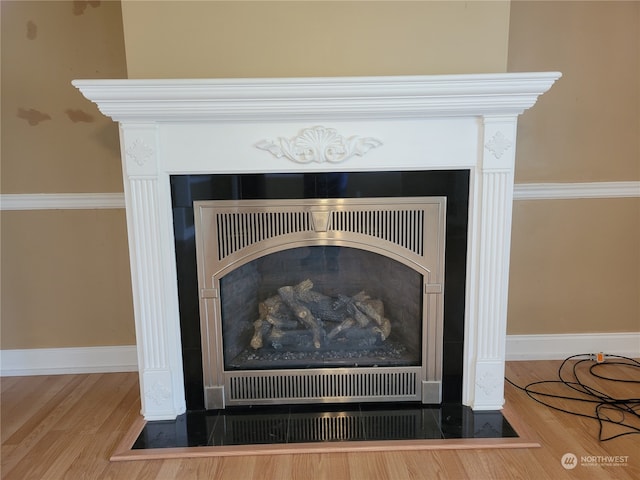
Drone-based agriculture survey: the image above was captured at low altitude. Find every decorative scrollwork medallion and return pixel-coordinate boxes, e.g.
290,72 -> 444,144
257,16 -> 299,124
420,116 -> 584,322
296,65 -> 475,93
256,126 -> 382,164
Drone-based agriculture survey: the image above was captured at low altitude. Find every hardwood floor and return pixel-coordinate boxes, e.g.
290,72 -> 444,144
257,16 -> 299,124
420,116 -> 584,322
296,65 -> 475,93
2,360 -> 638,479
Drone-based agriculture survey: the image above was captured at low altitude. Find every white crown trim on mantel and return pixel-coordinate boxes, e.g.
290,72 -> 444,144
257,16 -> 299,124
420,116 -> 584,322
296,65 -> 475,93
2,182 -> 638,210
72,73 -> 562,122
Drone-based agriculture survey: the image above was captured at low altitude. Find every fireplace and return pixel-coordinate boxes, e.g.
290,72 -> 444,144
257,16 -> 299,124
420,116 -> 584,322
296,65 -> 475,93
73,72 -> 560,420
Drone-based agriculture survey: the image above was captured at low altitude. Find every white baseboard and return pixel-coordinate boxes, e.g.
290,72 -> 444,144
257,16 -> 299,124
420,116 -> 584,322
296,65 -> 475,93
0,346 -> 138,376
506,332 -> 640,361
1,335 -> 637,376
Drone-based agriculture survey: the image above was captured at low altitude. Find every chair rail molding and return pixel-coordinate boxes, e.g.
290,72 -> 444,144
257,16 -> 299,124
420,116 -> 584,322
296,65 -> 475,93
0,193 -> 125,210
3,182 -> 638,211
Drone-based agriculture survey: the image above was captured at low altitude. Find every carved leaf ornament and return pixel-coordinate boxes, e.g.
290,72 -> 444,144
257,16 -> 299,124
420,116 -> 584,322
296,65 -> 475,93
256,126 -> 382,164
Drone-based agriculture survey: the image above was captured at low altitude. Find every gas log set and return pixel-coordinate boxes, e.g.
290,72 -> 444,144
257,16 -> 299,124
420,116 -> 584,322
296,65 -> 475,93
250,279 -> 392,353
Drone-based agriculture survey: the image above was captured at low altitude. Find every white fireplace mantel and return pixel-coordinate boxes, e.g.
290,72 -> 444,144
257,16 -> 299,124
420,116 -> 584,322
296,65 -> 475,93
74,73 -> 560,421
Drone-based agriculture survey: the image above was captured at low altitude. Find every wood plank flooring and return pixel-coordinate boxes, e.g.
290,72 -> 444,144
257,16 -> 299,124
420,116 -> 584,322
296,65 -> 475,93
2,360 -> 638,479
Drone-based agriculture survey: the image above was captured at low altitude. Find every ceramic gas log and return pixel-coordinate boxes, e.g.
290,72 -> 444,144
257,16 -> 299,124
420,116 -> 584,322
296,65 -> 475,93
250,279 -> 392,352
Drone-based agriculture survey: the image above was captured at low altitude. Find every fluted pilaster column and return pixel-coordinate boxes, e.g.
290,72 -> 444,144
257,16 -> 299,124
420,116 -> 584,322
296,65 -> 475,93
464,116 -> 518,410
120,125 -> 186,420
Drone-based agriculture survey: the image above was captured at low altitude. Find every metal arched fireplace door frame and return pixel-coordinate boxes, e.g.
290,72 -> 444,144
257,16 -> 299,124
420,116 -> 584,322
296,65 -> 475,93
194,197 -> 447,409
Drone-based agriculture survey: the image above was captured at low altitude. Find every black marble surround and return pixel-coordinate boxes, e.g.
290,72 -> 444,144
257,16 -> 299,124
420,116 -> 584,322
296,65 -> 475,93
171,170 -> 470,411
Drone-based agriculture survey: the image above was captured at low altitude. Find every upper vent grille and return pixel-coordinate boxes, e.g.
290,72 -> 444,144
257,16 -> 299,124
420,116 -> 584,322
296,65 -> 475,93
216,211 -> 313,260
331,209 -> 424,256
206,198 -> 440,264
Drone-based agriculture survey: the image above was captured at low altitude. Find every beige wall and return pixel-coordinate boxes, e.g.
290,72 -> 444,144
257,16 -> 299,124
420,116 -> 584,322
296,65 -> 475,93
509,1 -> 639,184
1,0 -> 127,194
120,1 -> 511,78
1,210 -> 134,348
1,1 -> 133,349
509,198 -> 639,335
506,1 -> 639,334
1,1 -> 638,351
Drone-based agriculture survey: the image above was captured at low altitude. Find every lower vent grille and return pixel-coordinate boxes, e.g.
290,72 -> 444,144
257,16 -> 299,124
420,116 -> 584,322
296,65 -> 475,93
226,368 -> 421,405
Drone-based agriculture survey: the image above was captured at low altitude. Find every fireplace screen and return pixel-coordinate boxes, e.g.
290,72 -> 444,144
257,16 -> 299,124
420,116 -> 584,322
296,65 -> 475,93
221,246 -> 423,370
194,198 -> 446,409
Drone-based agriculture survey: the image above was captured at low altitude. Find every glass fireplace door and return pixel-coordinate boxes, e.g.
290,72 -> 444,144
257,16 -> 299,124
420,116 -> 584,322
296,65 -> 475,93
220,246 -> 424,371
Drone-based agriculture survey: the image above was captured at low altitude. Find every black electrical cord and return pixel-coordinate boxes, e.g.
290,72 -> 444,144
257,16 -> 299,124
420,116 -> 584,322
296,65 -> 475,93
505,354 -> 640,441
